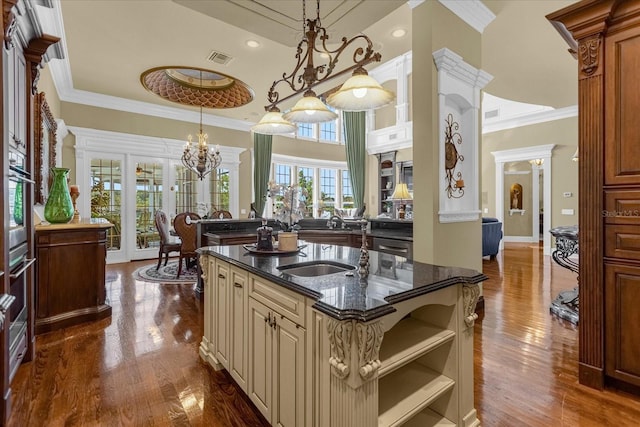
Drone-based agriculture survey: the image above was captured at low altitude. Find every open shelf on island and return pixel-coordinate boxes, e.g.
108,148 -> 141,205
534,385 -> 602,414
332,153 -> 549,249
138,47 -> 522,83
401,408 -> 455,427
379,317 -> 455,378
378,363 -> 455,427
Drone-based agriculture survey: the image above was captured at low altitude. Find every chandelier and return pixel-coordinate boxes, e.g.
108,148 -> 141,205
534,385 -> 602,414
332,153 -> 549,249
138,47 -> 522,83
182,72 -> 222,180
251,0 -> 395,135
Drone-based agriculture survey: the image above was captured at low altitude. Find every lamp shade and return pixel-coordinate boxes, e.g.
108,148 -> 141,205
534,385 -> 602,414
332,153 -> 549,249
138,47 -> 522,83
251,110 -> 297,135
283,92 -> 338,124
326,72 -> 395,111
390,183 -> 412,200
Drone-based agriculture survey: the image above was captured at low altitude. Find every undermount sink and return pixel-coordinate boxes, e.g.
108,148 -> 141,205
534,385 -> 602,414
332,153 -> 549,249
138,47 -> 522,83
277,261 -> 356,277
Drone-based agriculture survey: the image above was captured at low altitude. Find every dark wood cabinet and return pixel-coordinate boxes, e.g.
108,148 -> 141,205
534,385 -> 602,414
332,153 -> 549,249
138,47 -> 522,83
548,0 -> 640,393
35,220 -> 113,335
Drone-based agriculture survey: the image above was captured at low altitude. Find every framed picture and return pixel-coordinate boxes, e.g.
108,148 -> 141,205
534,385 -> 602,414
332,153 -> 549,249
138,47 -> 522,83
34,92 -> 57,204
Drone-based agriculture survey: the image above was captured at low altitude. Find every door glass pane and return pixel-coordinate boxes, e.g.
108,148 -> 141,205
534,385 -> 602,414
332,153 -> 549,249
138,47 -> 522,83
175,165 -> 198,215
210,168 -> 230,213
135,162 -> 162,249
90,159 -> 122,251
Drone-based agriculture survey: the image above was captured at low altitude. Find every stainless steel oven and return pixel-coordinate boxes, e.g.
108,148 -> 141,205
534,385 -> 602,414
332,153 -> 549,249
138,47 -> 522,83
7,136 -> 34,381
7,243 -> 34,380
8,142 -> 32,250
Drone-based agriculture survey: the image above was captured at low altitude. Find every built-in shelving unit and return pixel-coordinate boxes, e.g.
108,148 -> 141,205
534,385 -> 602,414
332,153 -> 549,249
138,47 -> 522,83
378,151 -> 396,215
378,304 -> 458,427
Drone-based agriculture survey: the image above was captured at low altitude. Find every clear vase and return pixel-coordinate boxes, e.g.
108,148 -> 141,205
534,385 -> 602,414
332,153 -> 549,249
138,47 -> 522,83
44,167 -> 74,223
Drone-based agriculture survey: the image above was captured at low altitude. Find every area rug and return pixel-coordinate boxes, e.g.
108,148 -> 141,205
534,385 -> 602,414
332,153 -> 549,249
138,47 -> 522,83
134,260 -> 198,284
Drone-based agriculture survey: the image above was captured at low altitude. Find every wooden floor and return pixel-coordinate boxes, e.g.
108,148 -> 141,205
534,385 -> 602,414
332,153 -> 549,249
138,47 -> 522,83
7,243 -> 640,426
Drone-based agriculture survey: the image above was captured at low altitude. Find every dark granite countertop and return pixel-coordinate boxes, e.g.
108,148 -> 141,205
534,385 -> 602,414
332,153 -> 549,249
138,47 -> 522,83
198,243 -> 485,321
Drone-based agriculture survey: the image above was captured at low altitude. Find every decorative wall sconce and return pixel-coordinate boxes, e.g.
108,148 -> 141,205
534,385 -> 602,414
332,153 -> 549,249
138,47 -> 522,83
444,113 -> 464,198
572,147 -> 579,162
529,158 -> 544,167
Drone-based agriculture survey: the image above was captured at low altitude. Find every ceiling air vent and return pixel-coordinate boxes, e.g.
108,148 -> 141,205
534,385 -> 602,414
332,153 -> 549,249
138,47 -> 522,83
207,50 -> 233,65
484,109 -> 499,120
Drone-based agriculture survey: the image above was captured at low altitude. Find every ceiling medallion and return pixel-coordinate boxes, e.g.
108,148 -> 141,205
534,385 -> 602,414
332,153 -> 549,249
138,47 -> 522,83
140,66 -> 254,109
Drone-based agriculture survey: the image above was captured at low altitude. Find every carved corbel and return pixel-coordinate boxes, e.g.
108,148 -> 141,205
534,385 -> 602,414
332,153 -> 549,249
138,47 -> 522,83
327,319 -> 353,379
356,322 -> 383,380
198,256 -> 208,284
3,0 -> 18,48
579,35 -> 602,77
24,34 -> 60,94
462,283 -> 481,328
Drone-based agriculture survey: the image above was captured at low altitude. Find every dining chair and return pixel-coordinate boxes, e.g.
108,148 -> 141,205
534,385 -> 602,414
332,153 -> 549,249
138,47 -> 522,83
211,210 -> 232,219
154,210 -> 181,270
173,212 -> 201,278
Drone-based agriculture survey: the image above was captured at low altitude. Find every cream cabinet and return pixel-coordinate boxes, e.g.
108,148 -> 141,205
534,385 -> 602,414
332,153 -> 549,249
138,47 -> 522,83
198,252 -> 481,427
229,265 -> 249,391
248,288 -> 306,427
214,261 -> 230,369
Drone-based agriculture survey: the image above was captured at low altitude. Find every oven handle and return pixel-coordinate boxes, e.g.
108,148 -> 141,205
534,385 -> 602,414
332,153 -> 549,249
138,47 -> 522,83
9,173 -> 35,185
377,245 -> 409,254
9,258 -> 36,279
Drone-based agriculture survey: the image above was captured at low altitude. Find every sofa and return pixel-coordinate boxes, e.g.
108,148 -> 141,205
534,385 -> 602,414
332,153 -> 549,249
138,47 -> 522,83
482,217 -> 503,260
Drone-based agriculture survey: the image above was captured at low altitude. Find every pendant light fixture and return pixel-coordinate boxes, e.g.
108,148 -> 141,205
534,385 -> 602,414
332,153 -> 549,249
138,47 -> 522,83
251,0 -> 394,134
181,71 -> 222,180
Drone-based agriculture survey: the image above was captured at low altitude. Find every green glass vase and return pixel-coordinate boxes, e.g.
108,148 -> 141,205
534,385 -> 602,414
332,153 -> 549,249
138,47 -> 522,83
13,170 -> 24,225
44,167 -> 74,223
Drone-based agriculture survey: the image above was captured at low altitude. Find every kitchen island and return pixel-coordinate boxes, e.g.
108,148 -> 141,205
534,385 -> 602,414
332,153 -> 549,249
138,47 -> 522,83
198,243 -> 484,427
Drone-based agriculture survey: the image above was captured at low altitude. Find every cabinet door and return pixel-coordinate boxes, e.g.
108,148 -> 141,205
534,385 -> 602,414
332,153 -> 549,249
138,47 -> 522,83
201,256 -> 215,356
214,261 -> 229,369
229,266 -> 248,392
605,263 -> 640,387
272,314 -> 306,427
248,298 -> 273,421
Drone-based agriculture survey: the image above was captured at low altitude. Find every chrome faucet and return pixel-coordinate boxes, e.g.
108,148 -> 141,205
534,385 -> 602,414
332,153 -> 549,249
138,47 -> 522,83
327,215 -> 345,229
351,219 -> 369,277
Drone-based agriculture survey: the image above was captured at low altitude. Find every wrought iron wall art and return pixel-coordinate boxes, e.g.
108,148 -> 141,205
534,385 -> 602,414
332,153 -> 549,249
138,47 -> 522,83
444,113 -> 464,198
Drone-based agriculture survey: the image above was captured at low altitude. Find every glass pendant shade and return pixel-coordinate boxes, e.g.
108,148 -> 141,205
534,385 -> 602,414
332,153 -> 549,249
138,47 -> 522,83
251,109 -> 297,135
327,71 -> 395,111
283,91 -> 338,124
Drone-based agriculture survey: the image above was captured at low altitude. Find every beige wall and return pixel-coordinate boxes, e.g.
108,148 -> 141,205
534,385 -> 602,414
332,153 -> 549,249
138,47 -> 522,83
59,102 -> 346,213
36,66 -> 61,118
481,116 -> 579,234
374,80 -> 397,130
412,1 -> 482,272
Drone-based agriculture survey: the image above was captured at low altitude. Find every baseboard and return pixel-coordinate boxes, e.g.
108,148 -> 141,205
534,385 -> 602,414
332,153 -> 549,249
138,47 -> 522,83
579,362 -> 604,390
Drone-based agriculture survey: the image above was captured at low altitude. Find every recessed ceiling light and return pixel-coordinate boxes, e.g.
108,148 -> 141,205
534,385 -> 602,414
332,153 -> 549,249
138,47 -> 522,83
391,28 -> 406,38
246,40 -> 260,48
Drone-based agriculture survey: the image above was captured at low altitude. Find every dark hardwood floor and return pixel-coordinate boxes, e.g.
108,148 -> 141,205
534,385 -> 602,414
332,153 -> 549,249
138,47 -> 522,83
7,243 -> 640,426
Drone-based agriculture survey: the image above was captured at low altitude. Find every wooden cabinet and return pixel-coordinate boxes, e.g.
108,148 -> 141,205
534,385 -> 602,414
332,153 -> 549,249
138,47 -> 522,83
34,221 -> 113,334
548,1 -> 640,392
248,297 -> 305,427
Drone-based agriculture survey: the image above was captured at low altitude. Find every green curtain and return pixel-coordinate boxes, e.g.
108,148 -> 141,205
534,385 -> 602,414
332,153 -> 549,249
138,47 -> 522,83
253,133 -> 273,216
343,111 -> 366,209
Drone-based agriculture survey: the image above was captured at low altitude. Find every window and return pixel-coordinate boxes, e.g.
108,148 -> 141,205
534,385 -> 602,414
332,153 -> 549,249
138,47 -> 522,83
319,168 -> 336,217
175,165 -> 198,215
275,164 -> 292,187
298,167 -> 314,217
210,168 -> 230,212
135,162 -> 163,248
342,170 -> 354,209
320,106 -> 337,141
297,122 -> 314,139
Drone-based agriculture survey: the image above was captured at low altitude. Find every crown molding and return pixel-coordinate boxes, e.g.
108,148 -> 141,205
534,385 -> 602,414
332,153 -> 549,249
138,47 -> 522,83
43,0 -> 253,133
438,0 -> 496,33
482,105 -> 578,134
407,0 -> 426,10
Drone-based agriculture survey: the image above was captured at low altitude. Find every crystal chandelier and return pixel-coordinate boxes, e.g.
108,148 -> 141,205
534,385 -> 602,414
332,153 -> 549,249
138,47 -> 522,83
251,0 -> 394,134
182,72 -> 222,180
